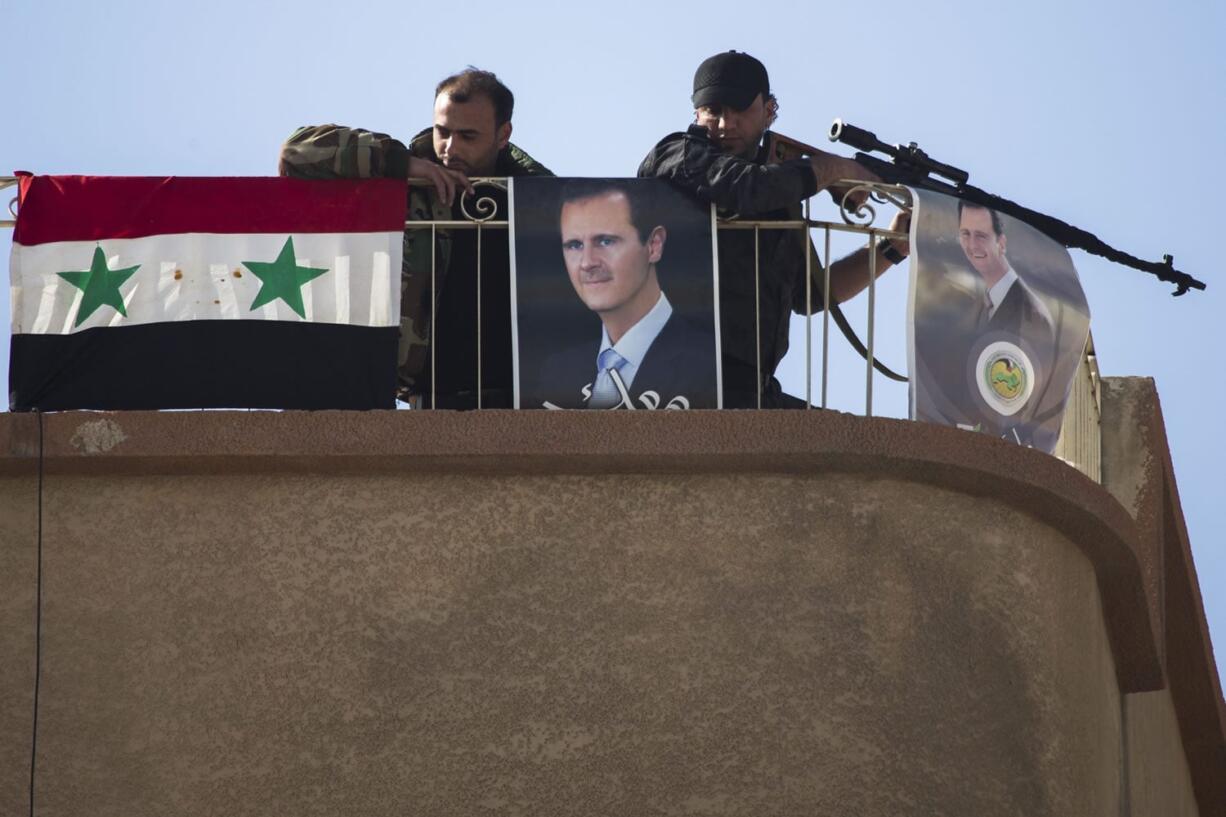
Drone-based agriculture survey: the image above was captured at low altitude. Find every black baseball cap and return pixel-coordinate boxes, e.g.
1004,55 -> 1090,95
691,51 -> 770,110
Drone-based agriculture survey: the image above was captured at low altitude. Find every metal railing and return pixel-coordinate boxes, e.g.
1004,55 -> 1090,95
405,177 -> 911,414
716,181 -> 912,412
1052,332 -> 1102,482
1,174 -> 1102,481
403,177 -> 509,412
2,174 -> 908,413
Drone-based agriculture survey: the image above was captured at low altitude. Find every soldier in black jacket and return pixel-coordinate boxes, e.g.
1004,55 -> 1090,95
639,51 -> 909,408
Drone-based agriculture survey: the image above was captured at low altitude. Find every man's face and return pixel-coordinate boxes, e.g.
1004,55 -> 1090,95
694,93 -> 771,158
432,92 -> 511,176
560,192 -> 664,322
958,206 -> 1008,281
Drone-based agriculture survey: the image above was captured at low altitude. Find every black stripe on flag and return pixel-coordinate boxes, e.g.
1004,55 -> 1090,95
9,321 -> 399,411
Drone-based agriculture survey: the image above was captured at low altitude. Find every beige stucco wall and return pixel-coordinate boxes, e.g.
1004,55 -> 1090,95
1099,378 -> 1226,814
0,472 -> 37,816
1126,691 -> 1199,817
3,455 -> 1126,816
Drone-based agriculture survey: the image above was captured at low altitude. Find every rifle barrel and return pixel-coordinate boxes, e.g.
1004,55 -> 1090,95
829,119 -> 887,154
829,119 -> 1205,294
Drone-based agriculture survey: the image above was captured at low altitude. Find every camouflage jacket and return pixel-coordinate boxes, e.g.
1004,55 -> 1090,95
279,124 -> 552,398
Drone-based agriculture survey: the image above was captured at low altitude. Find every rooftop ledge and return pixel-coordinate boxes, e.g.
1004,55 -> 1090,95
4,396 -> 1225,813
0,405 -> 1163,693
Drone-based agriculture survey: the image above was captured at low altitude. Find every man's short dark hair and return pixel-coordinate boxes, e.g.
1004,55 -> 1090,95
957,200 -> 1004,236
435,68 -> 514,126
558,179 -> 661,244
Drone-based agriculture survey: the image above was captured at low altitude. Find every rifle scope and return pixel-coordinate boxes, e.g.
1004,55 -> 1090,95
829,119 -> 970,188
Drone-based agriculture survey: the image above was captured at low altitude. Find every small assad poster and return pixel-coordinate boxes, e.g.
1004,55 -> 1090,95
907,188 -> 1091,453
511,177 -> 721,410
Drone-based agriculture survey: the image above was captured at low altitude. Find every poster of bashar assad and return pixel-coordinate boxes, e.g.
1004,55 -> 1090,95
511,177 -> 721,409
907,188 -> 1091,453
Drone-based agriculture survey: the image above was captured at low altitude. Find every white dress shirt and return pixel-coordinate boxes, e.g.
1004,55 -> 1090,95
594,292 -> 673,390
985,265 -> 1019,321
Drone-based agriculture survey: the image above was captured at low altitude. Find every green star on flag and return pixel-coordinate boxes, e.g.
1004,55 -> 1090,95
243,236 -> 328,319
57,246 -> 140,328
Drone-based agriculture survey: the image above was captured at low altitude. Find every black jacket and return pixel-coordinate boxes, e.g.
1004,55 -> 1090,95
639,125 -> 824,404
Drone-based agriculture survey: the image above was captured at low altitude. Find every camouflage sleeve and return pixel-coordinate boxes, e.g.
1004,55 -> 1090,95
278,124 -> 411,180
506,143 -> 555,177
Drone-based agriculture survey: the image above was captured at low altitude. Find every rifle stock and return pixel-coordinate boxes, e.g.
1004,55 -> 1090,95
764,131 -> 824,165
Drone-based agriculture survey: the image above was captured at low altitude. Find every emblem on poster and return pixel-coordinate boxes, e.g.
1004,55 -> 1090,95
975,341 -> 1034,417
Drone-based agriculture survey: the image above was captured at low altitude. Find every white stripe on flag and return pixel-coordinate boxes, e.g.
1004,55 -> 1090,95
334,255 -> 351,325
9,281 -> 20,335
11,231 -> 403,335
31,275 -> 60,336
157,262 -> 183,322
370,250 -> 394,327
10,248 -> 23,334
213,263 -> 240,319
117,254 -> 140,327
299,257 -> 316,321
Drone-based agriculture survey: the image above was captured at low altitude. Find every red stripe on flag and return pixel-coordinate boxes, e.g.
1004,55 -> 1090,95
13,175 -> 409,245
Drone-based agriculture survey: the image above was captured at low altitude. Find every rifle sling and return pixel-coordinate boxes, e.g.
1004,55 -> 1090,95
827,300 -> 908,383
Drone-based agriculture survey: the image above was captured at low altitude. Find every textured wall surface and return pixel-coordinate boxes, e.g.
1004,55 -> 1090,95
1,473 -> 37,815
1125,691 -> 1199,817
1101,378 -> 1226,814
0,405 -> 1155,816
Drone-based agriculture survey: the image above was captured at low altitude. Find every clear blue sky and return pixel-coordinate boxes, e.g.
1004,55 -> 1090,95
3,0 -> 1222,672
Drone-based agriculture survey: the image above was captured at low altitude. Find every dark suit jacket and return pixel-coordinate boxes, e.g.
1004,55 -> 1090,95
528,313 -> 719,409
966,277 -> 1058,447
985,277 -> 1054,348
916,276 -> 1059,449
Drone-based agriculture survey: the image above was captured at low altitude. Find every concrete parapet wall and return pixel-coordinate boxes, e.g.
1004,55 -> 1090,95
1100,378 -> 1226,814
0,404 -> 1209,816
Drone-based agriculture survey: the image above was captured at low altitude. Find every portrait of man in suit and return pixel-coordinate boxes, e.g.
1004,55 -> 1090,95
908,188 -> 1090,454
957,201 -> 1055,344
514,177 -> 719,410
551,179 -> 716,408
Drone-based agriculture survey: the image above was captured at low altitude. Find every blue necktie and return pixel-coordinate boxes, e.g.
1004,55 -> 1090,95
589,348 -> 627,408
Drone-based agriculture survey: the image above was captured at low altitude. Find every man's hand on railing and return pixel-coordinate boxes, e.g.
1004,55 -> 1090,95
886,209 -> 911,257
821,206 -> 911,305
408,156 -> 474,205
808,150 -> 882,211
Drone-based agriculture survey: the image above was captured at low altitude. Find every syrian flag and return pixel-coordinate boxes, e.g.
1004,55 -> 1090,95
9,173 -> 406,411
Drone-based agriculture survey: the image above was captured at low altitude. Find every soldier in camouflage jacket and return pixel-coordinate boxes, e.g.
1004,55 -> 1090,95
278,74 -> 551,403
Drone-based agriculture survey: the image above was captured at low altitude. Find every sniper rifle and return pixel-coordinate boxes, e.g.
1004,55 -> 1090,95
818,119 -> 1205,296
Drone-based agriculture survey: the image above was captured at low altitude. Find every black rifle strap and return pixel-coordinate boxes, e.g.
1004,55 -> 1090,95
960,184 -> 1204,295
827,300 -> 908,383
852,153 -> 1206,295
